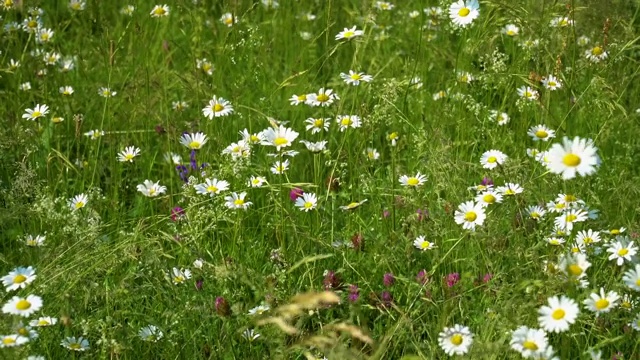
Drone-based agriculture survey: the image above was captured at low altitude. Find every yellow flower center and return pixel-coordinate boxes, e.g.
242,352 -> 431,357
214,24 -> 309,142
314,119 -> 324,127
32,111 -> 42,118
207,186 -> 218,193
550,239 -> 561,245
595,298 -> 610,310
347,202 -> 359,209
464,211 -> 477,222
531,212 -> 540,218
37,319 -> 50,326
483,194 -> 496,203
202,63 -> 212,72
611,229 -> 621,235
555,203 -> 565,210
174,275 -> 184,283
548,81 -> 557,87
69,343 -> 82,350
568,264 -> 583,276
2,337 -> 15,345
148,188 -> 156,196
636,279 -> 640,287
505,189 -> 515,195
621,301 -> 631,309
522,340 -> 538,351
562,153 -> 581,167
224,17 -> 233,25
487,156 -> 497,163
28,20 -> 37,28
566,214 -> 577,222
389,132 -> 398,140
125,154 -> 134,160
450,334 -> 463,345
583,237 -> 593,245
13,274 -> 27,284
421,241 -> 431,249
189,141 -> 201,149
75,201 -> 85,209
406,178 -> 419,186
17,328 -> 29,336
592,47 -> 603,56
458,8 -> 470,17
506,30 -> 516,36
535,130 -> 548,138
304,202 -> 313,209
274,137 -> 288,146
297,94 -> 307,101
551,309 -> 565,320
343,31 -> 354,38
350,74 -> 361,80
250,135 -> 259,142
341,118 -> 352,126
234,199 -> 245,206
154,7 -> 166,15
524,91 -> 533,98
16,299 -> 31,311
214,104 -> 224,112
618,248 -> 629,256
316,93 -> 329,102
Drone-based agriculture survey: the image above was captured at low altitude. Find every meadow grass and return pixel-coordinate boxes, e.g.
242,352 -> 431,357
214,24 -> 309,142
2,0 -> 640,359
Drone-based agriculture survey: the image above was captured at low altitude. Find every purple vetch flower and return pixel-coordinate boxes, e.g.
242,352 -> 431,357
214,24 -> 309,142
175,149 -> 207,183
348,284 -> 360,303
323,270 -> 342,291
380,291 -> 393,308
482,273 -> 493,283
215,296 -> 231,317
481,177 -> 493,186
383,273 -> 395,287
445,272 -> 460,288
289,187 -> 304,201
416,269 -> 429,285
171,207 -> 185,221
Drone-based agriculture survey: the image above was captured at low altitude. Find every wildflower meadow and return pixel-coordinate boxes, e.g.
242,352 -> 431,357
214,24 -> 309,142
2,0 -> 640,359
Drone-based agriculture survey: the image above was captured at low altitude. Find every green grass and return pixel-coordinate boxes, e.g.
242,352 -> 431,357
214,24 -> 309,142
2,0 -> 640,359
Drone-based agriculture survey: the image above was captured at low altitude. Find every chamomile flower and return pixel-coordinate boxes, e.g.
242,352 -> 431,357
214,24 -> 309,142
305,117 -> 330,133
242,329 -> 261,342
550,16 -> 573,27
19,82 -> 31,91
196,58 -> 214,75
620,294 -> 636,310
2,267 -> 36,291
68,193 -> 88,211
497,183 -> 524,196
606,239 -> 637,266
335,26 -> 364,40
547,237 -> 566,246
164,152 -> 182,165
399,172 -> 427,187
271,160 -> 289,174
585,46 -> 608,63
98,87 -> 116,97
261,0 -> 278,9
449,0 -> 479,28
2,295 -> 43,317
171,268 -> 191,285
180,132 -> 208,150
150,4 -> 169,17
480,150 -> 507,169
0,335 -> 28,348
295,193 -> 318,212
30,317 -> 57,327
223,140 -> 251,159
517,86 -> 539,100
502,24 -> 519,36
203,96 -> 234,118
538,295 -> 579,333
84,130 -> 105,140
14,322 -> 38,340
623,264 -> 640,291
340,70 -> 373,86
437,324 -> 473,355
433,90 -> 448,100
172,101 -> 188,111
583,288 -> 619,314
366,148 -> 380,160
489,110 -> 510,125
290,94 -> 308,106
454,201 -> 486,231
25,235 -> 45,247
225,192 -> 252,210
608,227 -> 626,236
510,326 -> 548,358
61,336 -> 89,351
248,305 -> 270,315
336,115 -> 361,131
59,86 -> 74,95
261,125 -> 299,150
413,236 -> 436,251
301,140 -> 328,153
139,325 -> 163,342
542,75 -> 562,90
220,13 -> 237,27
117,146 -> 141,163
388,132 -> 399,146
547,136 -> 600,179
194,178 -> 230,196
136,180 -> 167,197
554,209 -> 588,232
308,88 -> 339,107
475,190 -> 503,207
36,28 -> 54,43
576,229 -> 601,246
68,0 -> 85,11
457,71 -> 474,83
22,104 -> 49,120
120,5 -> 135,15
528,125 -> 556,141
526,205 -> 547,220
248,176 -> 267,188
340,199 -> 368,211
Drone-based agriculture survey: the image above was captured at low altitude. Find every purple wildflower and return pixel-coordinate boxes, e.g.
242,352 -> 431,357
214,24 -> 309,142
383,273 -> 395,287
215,296 -> 231,317
445,272 -> 460,288
289,187 -> 304,201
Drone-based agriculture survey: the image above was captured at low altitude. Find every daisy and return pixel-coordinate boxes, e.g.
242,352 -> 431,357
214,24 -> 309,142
475,190 -> 503,207
25,235 -> 45,247
336,115 -> 361,131
164,152 -> 182,165
196,58 -> 214,75
220,13 -> 237,27
388,132 -> 399,146
248,176 -> 267,188
150,4 -> 169,17
622,264 -> 640,291
399,172 -> 427,187
225,192 -> 252,210
433,90 -> 447,100
295,193 -> 318,212
576,229 -> 601,246
606,239 -> 637,266
340,199 -> 368,211
121,5 -> 135,15
340,70 -> 373,86
68,0 -> 85,11
222,140 -> 251,159
528,125 -> 556,141
2,295 -> 43,317
547,136 -> 600,179
497,183 -> 524,196
550,16 -> 573,27
608,227 -> 626,236
558,252 -> 591,278
301,140 -> 328,153
467,183 -> 493,193
271,160 -> 289,174
61,336 -> 89,351
620,294 -> 637,310
117,146 -> 141,162
554,209 -> 587,232
194,178 -> 230,196
489,110 -> 510,125
172,101 -> 188,111
454,201 -> 486,231
502,24 -> 519,36
43,51 -> 60,65
139,325 -> 163,342
569,242 -> 586,254
261,0 -> 278,9
457,71 -> 474,83
242,329 -> 261,342
437,324 -> 473,355
542,75 -> 562,90
375,1 -> 394,10
517,86 -> 539,100
248,305 -> 270,315
68,193 -> 88,211
305,117 -> 330,133
59,86 -> 74,95
0,335 -> 28,348
449,0 -> 479,28
526,205 -> 546,220
585,46 -> 608,63
2,267 -> 36,292
631,314 -> 640,331
136,180 -> 167,197
335,26 -> 364,40
261,125 -> 299,150
289,94 -> 308,106
308,88 -> 339,107
202,96 -> 234,118
537,295 -> 579,333
98,87 -> 116,97
30,316 -> 57,327
583,288 -> 619,314
480,150 -> 507,169
84,129 -> 105,139
171,268 -> 191,285
413,236 -> 436,251
547,237 -> 566,246
22,104 -> 49,120
510,326 -> 548,358
180,132 -> 208,150
15,322 -> 38,340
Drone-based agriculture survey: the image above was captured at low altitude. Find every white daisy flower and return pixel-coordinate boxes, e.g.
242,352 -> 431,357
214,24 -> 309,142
336,115 -> 361,131
517,86 -> 539,100
202,96 -> 233,118
2,295 -> 43,317
305,117 -> 330,133
497,183 -> 523,196
171,268 -> 191,285
583,288 -> 619,314
22,104 -> 49,120
413,236 -> 436,251
448,0 -> 480,28
622,264 -> 640,292
136,180 -> 167,197
117,146 -> 141,162
30,316 -> 58,327
2,267 -> 36,292
399,172 -> 427,187
340,70 -> 373,86
307,88 -> 339,107
61,336 -> 89,351
606,239 -> 637,266
194,178 -> 230,196
0,334 -> 28,348
585,46 -> 608,63
475,190 -> 503,207
335,26 -> 364,40
150,4 -> 169,17
480,150 -> 507,169
225,192 -> 252,210
248,304 -> 270,315
261,125 -> 299,150
271,159 -> 289,174
248,176 -> 267,188
510,326 -> 548,358
437,324 -> 473,355
542,75 -> 562,90
454,201 -> 486,231
526,205 -> 546,220
68,193 -> 88,211
537,295 -> 579,333
546,136 -> 600,180
301,140 -> 327,153
180,132 -> 208,150
295,193 -> 317,212
528,125 -> 556,141
576,229 -> 601,246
